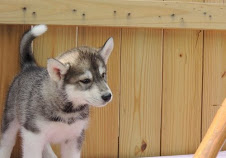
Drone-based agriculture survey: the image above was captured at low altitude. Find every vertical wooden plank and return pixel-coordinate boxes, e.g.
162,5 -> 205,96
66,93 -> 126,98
202,31 -> 226,150
162,0 -> 203,155
161,29 -> 203,155
34,25 -> 77,66
33,25 -> 77,157
205,0 -> 222,2
203,0 -> 226,151
0,24 -> 30,158
119,28 -> 162,157
77,27 -> 120,158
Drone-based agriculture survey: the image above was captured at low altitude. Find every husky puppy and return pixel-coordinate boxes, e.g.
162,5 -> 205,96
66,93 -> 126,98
0,25 -> 113,158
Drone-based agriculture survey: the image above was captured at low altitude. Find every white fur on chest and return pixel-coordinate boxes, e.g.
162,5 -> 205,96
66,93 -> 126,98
38,119 -> 88,144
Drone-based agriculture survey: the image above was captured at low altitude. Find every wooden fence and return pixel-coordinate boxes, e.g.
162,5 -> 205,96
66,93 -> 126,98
0,0 -> 225,158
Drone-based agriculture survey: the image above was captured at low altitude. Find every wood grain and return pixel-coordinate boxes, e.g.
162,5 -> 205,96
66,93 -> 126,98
33,25 -> 77,157
0,24 -> 30,158
161,29 -> 203,155
77,27 -> 121,158
33,25 -> 77,66
205,0 -> 223,3
202,30 -> 226,150
1,0 -> 226,30
194,98 -> 226,158
202,0 -> 226,151
119,28 -> 162,157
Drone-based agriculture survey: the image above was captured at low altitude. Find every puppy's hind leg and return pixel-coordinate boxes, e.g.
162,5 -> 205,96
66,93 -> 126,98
0,119 -> 20,158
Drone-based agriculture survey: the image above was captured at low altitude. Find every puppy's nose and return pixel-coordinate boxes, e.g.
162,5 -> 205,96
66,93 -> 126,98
101,93 -> 112,102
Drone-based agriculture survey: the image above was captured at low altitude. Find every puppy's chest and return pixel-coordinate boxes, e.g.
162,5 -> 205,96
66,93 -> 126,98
40,119 -> 88,143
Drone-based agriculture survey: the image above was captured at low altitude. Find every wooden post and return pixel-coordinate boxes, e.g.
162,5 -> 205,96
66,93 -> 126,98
194,98 -> 226,158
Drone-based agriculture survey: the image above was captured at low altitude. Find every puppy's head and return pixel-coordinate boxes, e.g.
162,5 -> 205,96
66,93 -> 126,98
47,37 -> 114,107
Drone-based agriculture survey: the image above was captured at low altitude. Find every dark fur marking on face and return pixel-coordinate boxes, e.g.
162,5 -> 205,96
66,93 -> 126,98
62,47 -> 108,96
64,67 -> 85,84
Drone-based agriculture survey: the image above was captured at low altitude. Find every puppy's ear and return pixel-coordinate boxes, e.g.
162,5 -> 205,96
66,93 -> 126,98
99,37 -> 114,64
47,58 -> 69,82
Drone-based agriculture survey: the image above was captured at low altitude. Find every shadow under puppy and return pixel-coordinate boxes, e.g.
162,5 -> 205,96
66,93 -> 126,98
0,25 -> 114,158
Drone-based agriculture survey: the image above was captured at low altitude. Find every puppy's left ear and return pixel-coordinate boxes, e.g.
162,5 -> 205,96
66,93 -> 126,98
47,58 -> 70,82
99,37 -> 114,64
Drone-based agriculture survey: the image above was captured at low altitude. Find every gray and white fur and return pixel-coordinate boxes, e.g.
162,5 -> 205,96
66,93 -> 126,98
0,25 -> 114,158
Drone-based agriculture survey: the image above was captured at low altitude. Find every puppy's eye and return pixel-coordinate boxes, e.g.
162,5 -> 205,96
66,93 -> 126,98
102,73 -> 106,78
80,79 -> 91,84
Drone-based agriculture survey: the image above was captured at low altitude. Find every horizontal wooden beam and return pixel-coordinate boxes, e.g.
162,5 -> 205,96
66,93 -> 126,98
1,0 -> 226,30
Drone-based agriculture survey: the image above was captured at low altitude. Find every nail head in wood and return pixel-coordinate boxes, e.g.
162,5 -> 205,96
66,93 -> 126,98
22,7 -> 27,11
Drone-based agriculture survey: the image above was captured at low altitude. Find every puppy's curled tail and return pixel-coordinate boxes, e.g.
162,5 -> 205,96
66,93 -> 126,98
20,24 -> 47,70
